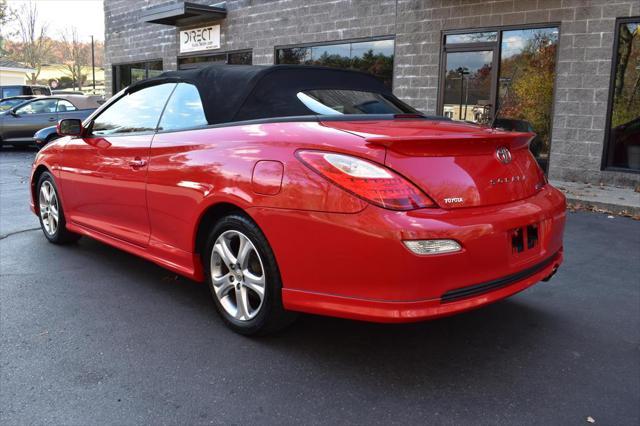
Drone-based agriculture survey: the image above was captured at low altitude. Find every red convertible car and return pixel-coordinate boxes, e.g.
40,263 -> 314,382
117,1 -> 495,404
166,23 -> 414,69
30,65 -> 566,335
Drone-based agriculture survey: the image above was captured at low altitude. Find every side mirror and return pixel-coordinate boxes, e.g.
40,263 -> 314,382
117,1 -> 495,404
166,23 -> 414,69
57,118 -> 83,137
9,109 -> 19,117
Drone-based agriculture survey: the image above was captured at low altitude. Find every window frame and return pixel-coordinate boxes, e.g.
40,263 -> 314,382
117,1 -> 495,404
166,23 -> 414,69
601,16 -> 640,174
56,99 -> 77,112
273,35 -> 396,89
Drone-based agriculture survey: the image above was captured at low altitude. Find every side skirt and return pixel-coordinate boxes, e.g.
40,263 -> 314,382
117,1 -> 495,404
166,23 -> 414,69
65,222 -> 204,282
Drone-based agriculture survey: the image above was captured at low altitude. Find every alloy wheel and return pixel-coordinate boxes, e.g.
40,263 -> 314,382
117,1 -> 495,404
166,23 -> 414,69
210,230 -> 266,321
39,181 -> 59,236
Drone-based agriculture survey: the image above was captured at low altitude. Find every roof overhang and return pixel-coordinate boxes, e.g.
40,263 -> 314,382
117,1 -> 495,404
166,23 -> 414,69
140,1 -> 227,26
0,66 -> 36,73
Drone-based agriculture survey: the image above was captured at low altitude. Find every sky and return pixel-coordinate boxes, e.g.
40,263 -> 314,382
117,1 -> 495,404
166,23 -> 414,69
7,0 -> 105,41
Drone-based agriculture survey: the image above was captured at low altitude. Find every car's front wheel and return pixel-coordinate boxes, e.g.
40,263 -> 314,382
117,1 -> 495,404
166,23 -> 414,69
37,172 -> 80,244
204,214 -> 296,335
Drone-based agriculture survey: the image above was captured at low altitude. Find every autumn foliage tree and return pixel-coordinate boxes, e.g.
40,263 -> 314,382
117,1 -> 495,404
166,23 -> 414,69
499,33 -> 558,154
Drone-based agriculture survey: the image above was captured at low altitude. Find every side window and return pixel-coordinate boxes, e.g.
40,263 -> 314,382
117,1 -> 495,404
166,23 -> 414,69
158,83 -> 207,131
57,100 -> 77,112
15,99 -> 58,115
91,83 -> 176,136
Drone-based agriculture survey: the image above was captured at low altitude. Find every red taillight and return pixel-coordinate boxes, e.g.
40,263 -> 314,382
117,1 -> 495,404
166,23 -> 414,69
296,150 -> 435,210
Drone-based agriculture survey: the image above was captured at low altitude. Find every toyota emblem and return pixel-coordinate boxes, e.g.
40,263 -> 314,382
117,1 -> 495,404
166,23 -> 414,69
496,146 -> 512,164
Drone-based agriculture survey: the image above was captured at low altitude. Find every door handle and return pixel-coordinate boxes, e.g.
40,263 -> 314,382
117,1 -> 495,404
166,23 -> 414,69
129,158 -> 147,169
48,117 -> 56,121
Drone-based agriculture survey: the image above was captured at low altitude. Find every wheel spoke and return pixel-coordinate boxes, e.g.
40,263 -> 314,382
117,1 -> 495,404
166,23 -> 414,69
243,270 -> 265,301
214,239 -> 237,269
236,236 -> 252,268
50,204 -> 59,221
213,276 -> 234,299
234,286 -> 250,320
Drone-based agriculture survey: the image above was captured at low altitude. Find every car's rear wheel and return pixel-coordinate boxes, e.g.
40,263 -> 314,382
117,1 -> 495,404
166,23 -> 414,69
37,172 -> 80,244
204,214 -> 296,335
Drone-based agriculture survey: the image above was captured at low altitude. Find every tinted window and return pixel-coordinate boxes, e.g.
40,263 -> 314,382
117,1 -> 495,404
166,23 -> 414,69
112,60 -> 163,93
445,32 -> 498,44
297,90 -> 415,115
15,99 -> 58,115
2,87 -> 24,97
158,83 -> 207,131
605,21 -> 640,170
91,83 -> 176,136
57,100 -> 77,112
31,87 -> 51,95
276,39 -> 395,87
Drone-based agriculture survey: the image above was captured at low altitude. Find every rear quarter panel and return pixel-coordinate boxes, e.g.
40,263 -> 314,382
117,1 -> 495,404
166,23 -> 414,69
145,122 -> 383,255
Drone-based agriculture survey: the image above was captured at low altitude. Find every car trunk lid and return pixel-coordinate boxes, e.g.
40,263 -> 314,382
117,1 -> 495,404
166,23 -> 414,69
320,119 -> 543,209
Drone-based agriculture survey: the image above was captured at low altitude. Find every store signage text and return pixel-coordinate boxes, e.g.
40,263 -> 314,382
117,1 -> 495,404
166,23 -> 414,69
180,25 -> 220,53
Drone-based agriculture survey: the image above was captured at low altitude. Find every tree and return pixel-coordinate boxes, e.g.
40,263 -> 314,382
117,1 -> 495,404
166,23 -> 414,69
59,28 -> 90,90
0,0 -> 15,54
10,1 -> 50,84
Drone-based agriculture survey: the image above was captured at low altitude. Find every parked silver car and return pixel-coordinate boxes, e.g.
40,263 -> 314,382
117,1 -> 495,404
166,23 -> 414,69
0,95 -> 102,148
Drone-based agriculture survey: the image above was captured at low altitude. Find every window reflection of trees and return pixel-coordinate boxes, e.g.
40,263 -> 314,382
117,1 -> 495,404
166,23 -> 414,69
276,40 -> 395,87
497,28 -> 558,169
608,22 -> 640,170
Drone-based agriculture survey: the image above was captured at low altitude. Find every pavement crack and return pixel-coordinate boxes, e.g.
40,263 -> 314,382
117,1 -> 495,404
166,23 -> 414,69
0,227 -> 40,240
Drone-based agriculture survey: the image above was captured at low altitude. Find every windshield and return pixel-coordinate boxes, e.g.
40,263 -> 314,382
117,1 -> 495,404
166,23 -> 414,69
297,89 -> 417,115
0,98 -> 29,112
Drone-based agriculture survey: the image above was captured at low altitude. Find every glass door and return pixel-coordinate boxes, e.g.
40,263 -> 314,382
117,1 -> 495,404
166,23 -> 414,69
442,50 -> 495,124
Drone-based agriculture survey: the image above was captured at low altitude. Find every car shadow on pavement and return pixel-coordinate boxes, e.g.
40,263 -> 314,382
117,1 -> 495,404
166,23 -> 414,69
67,234 -> 555,378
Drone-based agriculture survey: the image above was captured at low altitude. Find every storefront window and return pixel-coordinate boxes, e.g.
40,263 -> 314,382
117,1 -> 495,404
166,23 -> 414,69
178,50 -> 252,70
276,39 -> 395,87
112,60 -> 163,93
605,19 -> 640,171
439,26 -> 559,172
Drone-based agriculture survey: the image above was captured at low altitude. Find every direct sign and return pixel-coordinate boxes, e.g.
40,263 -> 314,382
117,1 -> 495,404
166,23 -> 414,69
180,25 -> 220,53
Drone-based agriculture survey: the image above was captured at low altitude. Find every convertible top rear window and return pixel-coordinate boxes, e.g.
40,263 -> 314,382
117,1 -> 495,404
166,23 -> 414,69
297,90 -> 416,115
128,64 -> 410,125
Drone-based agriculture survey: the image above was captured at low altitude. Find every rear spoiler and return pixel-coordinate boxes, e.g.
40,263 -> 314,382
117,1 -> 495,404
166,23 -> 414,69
365,132 -> 535,156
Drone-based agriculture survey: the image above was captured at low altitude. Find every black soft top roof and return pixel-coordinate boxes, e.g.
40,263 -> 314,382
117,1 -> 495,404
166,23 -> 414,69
126,64 -> 392,125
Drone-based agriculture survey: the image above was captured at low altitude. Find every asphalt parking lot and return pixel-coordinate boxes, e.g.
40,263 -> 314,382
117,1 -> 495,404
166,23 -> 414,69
1,148 -> 639,425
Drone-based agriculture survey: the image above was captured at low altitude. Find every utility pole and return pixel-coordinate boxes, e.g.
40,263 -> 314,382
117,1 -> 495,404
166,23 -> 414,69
91,35 -> 96,94
456,67 -> 469,121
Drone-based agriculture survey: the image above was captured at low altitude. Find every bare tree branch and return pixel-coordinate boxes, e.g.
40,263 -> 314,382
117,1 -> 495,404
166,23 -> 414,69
59,28 -> 90,90
10,1 -> 50,84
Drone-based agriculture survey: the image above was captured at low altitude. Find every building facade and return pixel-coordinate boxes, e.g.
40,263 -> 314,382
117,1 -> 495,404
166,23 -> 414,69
104,0 -> 640,186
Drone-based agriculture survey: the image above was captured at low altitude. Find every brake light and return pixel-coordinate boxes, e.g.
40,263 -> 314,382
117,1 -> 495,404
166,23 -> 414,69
296,150 -> 434,210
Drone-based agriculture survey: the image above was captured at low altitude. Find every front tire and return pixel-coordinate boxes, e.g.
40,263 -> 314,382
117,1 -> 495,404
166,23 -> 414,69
37,172 -> 80,244
204,214 -> 296,335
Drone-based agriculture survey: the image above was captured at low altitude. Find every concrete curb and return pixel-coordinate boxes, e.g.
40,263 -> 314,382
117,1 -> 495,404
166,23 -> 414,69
565,197 -> 640,218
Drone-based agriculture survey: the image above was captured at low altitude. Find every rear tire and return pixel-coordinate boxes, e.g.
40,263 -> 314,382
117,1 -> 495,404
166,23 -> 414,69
37,172 -> 80,244
203,214 -> 296,335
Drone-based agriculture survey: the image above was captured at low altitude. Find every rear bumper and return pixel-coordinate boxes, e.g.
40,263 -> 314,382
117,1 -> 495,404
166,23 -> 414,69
281,249 -> 562,323
249,184 -> 566,322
